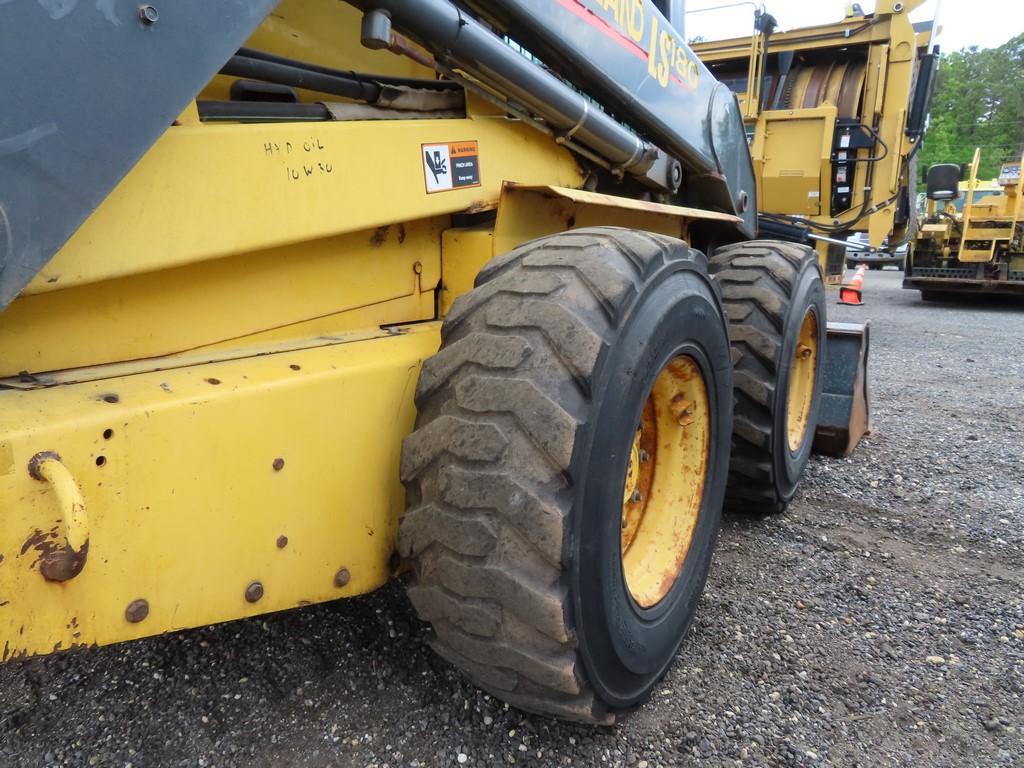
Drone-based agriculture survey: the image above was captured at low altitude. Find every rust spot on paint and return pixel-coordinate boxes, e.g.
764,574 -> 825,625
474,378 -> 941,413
462,199 -> 497,215
205,377 -> 221,386
27,451 -> 61,480
276,535 -> 288,549
20,528 -> 50,557
39,541 -> 89,583
370,225 -> 390,247
272,458 -> 285,472
289,364 -> 301,371
397,224 -> 407,244
334,568 -> 351,588
99,393 -> 120,403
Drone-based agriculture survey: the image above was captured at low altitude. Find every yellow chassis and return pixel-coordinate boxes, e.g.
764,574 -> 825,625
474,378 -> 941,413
0,92 -> 739,660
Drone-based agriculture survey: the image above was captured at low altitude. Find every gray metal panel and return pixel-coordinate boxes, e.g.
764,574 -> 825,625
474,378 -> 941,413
0,0 -> 278,310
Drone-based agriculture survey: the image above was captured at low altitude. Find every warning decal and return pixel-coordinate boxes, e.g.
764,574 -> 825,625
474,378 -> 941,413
422,141 -> 481,193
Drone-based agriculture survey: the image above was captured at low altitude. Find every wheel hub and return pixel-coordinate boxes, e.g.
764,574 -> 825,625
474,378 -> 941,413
786,310 -> 819,453
620,356 -> 710,608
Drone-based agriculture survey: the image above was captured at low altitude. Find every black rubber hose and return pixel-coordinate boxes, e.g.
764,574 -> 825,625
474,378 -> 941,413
221,55 -> 382,103
235,47 -> 459,91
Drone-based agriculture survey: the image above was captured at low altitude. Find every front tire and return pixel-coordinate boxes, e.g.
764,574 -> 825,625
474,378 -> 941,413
708,240 -> 826,513
399,228 -> 733,723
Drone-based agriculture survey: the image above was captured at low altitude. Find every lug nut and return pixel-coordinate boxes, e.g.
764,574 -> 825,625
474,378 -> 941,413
245,581 -> 264,603
671,396 -> 696,426
638,449 -> 649,463
139,5 -> 159,25
125,598 -> 149,623
334,567 -> 351,588
630,489 -> 642,503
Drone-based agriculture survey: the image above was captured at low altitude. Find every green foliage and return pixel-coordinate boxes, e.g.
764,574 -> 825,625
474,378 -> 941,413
920,34 -> 1024,180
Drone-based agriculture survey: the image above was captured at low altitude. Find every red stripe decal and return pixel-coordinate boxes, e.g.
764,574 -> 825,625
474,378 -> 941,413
556,0 -> 649,61
554,0 -> 695,92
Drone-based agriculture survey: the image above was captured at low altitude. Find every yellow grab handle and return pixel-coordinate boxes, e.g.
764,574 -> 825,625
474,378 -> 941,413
28,451 -> 90,582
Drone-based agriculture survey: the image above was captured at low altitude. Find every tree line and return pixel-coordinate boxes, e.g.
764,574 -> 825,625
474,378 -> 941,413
920,33 -> 1024,180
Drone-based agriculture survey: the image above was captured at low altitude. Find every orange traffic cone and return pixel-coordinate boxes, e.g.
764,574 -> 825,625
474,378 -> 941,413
839,264 -> 867,305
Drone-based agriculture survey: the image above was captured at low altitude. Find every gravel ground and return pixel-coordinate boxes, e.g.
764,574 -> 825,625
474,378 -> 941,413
2,270 -> 1022,767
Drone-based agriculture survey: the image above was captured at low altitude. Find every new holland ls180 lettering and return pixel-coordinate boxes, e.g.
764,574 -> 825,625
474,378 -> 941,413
1,0 -> 882,722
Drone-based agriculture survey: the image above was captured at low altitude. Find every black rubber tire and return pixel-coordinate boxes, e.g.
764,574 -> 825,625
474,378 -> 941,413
708,240 -> 826,514
399,227 -> 733,723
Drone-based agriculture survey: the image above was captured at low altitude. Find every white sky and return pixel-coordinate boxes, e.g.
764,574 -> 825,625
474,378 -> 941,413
686,0 -> 1024,52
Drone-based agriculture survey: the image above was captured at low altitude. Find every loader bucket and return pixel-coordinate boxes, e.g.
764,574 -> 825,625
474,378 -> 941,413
813,322 -> 871,457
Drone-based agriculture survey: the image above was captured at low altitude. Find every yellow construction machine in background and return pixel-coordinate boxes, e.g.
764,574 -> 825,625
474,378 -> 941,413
692,0 -> 937,283
906,148 -> 1024,298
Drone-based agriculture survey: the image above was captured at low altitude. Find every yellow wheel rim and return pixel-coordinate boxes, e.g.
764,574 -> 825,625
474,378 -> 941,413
620,356 -> 710,609
786,309 -> 819,453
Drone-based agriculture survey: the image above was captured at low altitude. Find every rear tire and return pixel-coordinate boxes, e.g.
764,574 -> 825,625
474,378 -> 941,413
708,240 -> 826,513
399,227 -> 733,723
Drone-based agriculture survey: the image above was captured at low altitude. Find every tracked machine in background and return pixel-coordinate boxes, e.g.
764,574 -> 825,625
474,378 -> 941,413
1,0 -> 866,722
906,149 -> 1024,299
691,1 -> 938,284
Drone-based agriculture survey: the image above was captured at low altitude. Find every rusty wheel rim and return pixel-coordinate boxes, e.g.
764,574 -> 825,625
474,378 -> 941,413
786,309 -> 819,453
620,356 -> 710,609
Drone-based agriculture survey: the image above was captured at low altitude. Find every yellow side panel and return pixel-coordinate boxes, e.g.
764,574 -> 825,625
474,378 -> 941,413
0,117 -> 579,376
26,119 -> 580,295
441,226 -> 494,317
752,108 -> 836,217
0,220 -> 442,377
0,325 -> 441,661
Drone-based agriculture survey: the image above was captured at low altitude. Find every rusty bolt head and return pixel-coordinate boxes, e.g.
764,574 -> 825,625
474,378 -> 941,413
125,598 -> 149,623
670,395 -> 696,426
638,449 -> 649,464
630,489 -> 642,504
272,458 -> 285,472
139,5 -> 159,25
245,581 -> 264,603
413,261 -> 423,275
334,567 -> 351,588
276,535 -> 289,549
